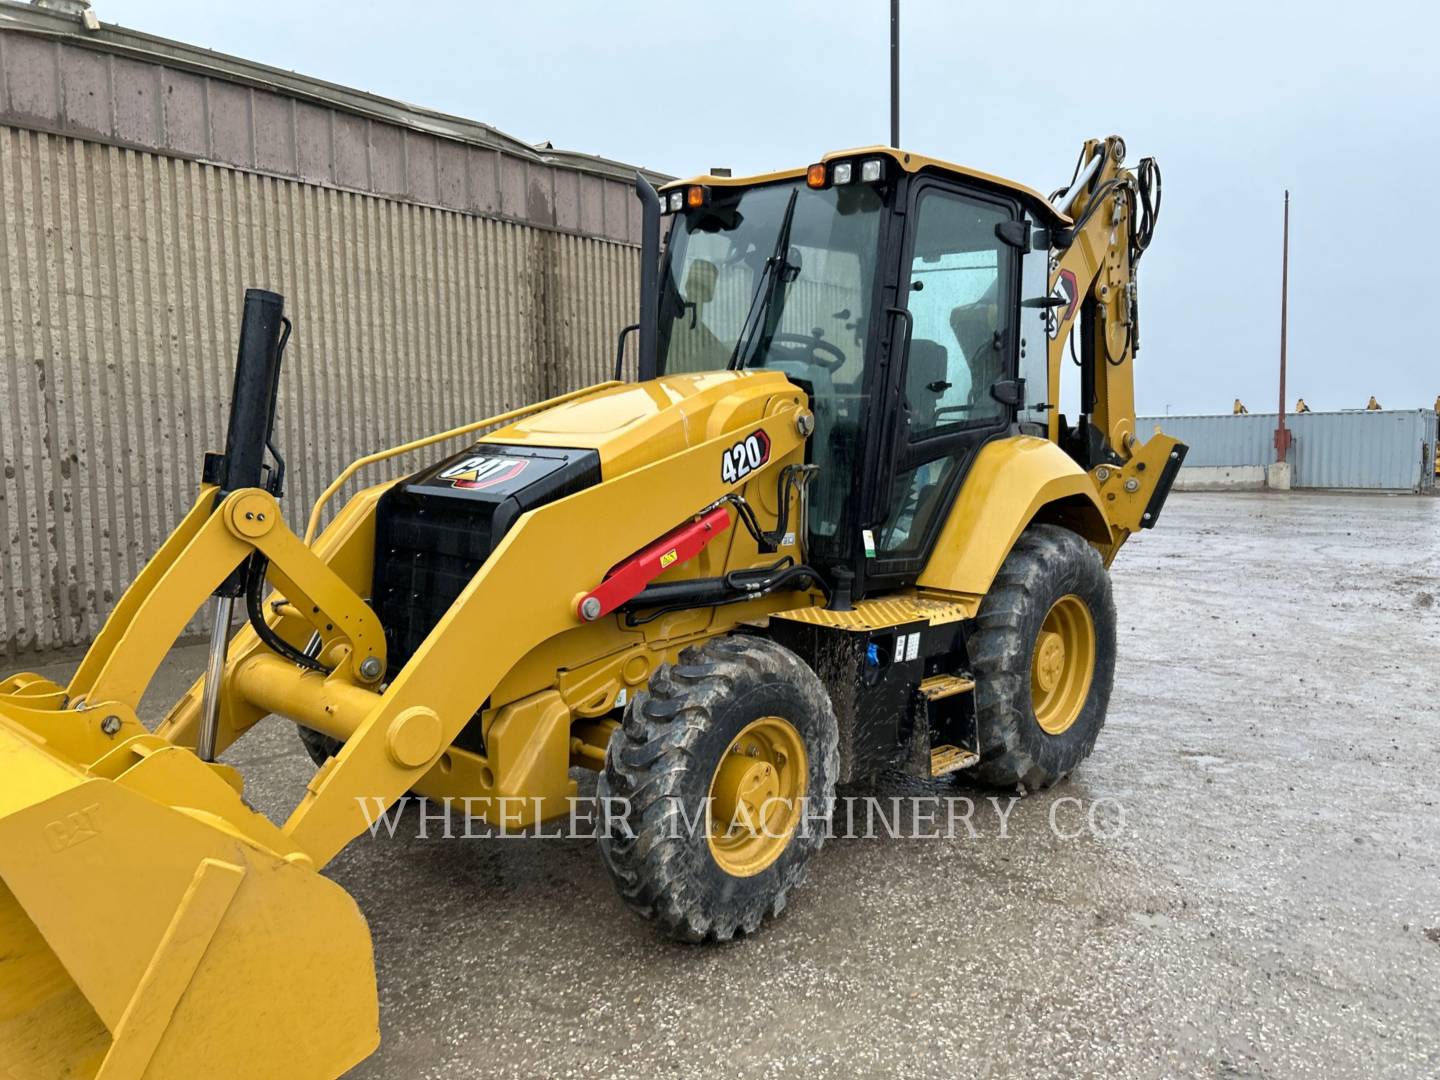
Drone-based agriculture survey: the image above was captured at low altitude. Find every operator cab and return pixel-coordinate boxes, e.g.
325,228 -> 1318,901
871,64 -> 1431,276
647,148 -> 1066,598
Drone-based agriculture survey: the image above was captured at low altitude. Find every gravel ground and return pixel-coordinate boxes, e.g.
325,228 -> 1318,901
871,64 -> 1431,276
24,491 -> 1440,1079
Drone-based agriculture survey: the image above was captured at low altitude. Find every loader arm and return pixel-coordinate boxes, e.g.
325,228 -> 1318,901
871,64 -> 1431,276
54,392 -> 809,866
67,485 -> 386,712
276,395 -> 808,865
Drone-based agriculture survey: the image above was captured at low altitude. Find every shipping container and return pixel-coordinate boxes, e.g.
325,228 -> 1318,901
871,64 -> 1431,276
1139,410 -> 1437,493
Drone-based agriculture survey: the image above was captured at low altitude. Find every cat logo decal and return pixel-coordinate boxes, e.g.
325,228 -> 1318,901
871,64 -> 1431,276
438,455 -> 529,491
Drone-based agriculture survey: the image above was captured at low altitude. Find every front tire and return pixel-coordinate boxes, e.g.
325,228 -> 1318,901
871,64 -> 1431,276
597,635 -> 839,942
969,524 -> 1117,790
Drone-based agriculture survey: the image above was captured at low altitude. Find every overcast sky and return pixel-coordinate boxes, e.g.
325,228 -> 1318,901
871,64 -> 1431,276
103,0 -> 1438,415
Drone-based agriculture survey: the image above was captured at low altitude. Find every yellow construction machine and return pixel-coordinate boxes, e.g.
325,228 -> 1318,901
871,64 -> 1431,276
0,135 -> 1180,1078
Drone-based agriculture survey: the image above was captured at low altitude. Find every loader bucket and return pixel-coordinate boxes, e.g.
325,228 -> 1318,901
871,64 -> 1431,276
0,706 -> 379,1079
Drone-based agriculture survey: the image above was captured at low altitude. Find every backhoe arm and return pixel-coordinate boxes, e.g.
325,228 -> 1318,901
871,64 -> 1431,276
1046,135 -> 1162,462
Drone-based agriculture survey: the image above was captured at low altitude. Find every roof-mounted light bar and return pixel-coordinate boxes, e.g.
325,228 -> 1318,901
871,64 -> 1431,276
660,185 -> 711,214
807,157 -> 886,190
666,156 -> 889,205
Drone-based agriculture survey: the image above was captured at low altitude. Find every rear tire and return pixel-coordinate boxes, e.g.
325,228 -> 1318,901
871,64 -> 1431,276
597,635 -> 839,943
969,524 -> 1116,791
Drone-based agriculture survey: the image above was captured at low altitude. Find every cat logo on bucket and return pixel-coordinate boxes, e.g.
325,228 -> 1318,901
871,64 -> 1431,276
438,454 -> 529,490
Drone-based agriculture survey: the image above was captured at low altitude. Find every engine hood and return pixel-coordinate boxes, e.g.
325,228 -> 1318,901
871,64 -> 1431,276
480,370 -> 802,476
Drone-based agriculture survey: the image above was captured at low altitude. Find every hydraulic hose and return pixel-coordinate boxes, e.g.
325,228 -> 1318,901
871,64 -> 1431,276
622,558 -> 827,626
244,555 -> 332,674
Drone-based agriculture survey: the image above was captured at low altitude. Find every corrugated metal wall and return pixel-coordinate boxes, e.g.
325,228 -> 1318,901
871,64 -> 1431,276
0,124 -> 640,653
0,9 -> 652,655
1141,410 -> 1438,492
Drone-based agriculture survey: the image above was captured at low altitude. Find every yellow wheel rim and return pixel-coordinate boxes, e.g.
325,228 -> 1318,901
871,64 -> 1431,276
706,716 -> 808,878
1030,594 -> 1096,736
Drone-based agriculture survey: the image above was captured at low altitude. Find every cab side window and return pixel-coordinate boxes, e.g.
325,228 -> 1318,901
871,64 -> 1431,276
903,191 -> 1011,438
876,188 -> 1015,559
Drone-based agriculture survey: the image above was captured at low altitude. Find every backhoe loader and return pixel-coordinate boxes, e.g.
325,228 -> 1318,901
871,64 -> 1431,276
0,135 -> 1181,1078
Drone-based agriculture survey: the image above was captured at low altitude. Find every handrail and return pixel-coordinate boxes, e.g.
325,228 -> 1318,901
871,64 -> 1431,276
303,381 -> 621,544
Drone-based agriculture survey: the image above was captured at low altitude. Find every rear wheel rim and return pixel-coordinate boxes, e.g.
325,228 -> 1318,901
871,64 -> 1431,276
706,716 -> 807,877
1031,594 -> 1096,736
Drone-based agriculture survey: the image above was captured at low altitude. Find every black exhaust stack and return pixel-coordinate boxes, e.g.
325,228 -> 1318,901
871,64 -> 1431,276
217,288 -> 288,498
198,288 -> 290,759
634,173 -> 661,382
205,288 -> 290,600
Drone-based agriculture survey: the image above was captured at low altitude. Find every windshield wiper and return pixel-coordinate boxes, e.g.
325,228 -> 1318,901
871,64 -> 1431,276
728,188 -> 800,370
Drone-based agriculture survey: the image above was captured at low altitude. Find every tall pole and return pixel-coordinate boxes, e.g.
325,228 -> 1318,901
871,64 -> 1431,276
1275,190 -> 1292,463
889,0 -> 900,147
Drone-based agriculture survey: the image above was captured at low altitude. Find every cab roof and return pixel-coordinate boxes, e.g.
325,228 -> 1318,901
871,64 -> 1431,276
660,145 -> 1071,227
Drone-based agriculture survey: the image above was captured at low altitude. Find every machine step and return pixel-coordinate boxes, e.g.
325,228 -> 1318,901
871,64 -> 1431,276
929,744 -> 980,777
918,674 -> 975,701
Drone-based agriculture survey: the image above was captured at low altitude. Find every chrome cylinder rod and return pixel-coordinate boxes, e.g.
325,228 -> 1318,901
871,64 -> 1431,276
1052,150 -> 1104,214
196,595 -> 236,762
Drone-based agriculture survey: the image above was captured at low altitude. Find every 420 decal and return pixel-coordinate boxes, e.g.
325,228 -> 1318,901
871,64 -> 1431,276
721,430 -> 771,485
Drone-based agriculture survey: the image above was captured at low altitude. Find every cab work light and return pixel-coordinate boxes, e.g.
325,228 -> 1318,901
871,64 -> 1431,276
832,162 -> 853,185
861,158 -> 885,183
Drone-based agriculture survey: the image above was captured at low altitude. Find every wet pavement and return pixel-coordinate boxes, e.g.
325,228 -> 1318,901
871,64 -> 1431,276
25,491 -> 1440,1078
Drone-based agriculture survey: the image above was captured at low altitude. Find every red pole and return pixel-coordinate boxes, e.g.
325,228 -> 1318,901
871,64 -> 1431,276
1275,190 -> 1292,462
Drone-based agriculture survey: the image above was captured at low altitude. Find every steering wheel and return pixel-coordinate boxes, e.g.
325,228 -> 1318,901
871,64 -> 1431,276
769,332 -> 848,372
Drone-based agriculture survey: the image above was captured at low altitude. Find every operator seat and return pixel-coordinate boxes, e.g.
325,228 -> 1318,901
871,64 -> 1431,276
881,338 -> 950,552
904,338 -> 949,431
950,285 -> 1001,408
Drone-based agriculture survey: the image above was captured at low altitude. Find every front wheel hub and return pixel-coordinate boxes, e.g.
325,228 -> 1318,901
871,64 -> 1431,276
707,716 -> 807,877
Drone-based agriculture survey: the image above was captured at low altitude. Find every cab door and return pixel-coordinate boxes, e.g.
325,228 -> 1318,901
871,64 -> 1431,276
862,180 -> 1021,588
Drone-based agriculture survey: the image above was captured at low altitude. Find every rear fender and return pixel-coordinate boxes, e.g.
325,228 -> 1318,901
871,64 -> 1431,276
917,436 -> 1111,598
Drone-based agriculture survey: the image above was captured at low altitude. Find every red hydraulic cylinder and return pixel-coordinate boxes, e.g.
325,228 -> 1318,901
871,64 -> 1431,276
575,505 -> 732,622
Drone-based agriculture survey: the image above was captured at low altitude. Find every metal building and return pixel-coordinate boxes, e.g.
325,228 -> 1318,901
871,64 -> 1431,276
1139,409 -> 1438,493
0,2 -> 664,653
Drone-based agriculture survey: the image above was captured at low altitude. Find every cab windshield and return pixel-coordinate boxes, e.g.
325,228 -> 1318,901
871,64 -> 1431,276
657,180 -> 884,380
656,180 -> 886,544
